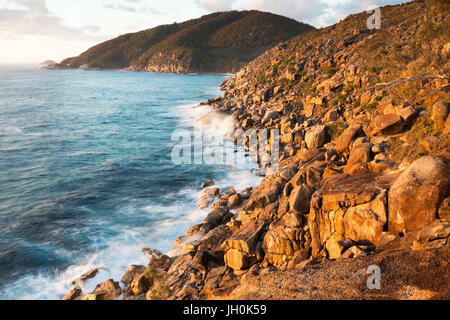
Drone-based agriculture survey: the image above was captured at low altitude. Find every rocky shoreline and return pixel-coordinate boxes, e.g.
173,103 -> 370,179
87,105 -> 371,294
63,0 -> 450,300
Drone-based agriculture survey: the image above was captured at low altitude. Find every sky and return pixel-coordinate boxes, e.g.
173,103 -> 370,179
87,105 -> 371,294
0,0 -> 411,64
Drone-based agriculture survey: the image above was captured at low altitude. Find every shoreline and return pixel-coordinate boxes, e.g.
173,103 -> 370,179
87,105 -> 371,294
61,84 -> 266,300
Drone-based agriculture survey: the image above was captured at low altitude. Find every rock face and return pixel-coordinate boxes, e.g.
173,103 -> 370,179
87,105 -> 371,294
264,226 -> 310,267
388,156 -> 450,232
222,221 -> 266,270
309,173 -> 393,259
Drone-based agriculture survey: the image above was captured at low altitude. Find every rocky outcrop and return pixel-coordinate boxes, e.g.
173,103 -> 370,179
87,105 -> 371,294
309,173 -> 395,259
222,221 -> 266,270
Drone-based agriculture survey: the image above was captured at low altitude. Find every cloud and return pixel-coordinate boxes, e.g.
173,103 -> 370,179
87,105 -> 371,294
196,0 -> 238,12
196,0 -> 412,28
0,0 -> 103,41
103,3 -> 163,15
241,0 -> 327,25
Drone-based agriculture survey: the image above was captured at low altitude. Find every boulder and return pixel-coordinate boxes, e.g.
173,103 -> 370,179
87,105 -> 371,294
399,105 -> 418,126
289,185 -> 312,214
372,114 -> 404,135
202,208 -> 232,228
130,271 -> 153,296
344,142 -> 372,174
282,212 -> 303,228
247,177 -> 285,210
309,173 -> 393,259
71,268 -> 100,286
193,225 -> 231,269
388,156 -> 450,232
432,101 -> 449,129
201,179 -> 215,189
264,226 -> 310,267
222,221 -> 266,270
305,125 -> 328,149
63,287 -> 82,300
88,279 -> 121,300
335,124 -> 363,154
323,108 -> 338,123
120,265 -> 146,286
416,219 -> 450,245
227,193 -> 242,209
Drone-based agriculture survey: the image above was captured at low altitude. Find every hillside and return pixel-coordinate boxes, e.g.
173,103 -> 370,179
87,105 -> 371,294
58,11 -> 314,73
63,0 -> 450,301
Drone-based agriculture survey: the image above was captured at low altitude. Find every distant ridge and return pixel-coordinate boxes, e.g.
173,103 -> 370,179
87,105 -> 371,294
57,11 -> 314,74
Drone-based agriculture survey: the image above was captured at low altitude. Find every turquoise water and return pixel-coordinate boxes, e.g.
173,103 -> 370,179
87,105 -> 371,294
0,66 -> 261,299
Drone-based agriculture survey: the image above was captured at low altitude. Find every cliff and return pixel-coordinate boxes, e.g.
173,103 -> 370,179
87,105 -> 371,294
58,11 -> 314,73
64,0 -> 450,300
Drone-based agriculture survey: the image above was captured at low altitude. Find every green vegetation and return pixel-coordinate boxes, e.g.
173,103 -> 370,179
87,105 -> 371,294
327,119 -> 346,140
61,11 -> 314,73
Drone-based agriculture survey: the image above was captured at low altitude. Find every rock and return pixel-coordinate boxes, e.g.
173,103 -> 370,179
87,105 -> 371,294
299,148 -> 321,162
63,287 -> 82,300
224,249 -> 257,271
439,198 -> 450,220
324,108 -> 338,123
372,114 -> 404,135
240,187 -> 253,200
282,212 -> 303,228
339,245 -> 368,259
304,104 -> 316,118
441,42 -> 450,59
130,271 -> 153,296
182,240 -> 201,255
335,124 -> 363,154
203,208 -> 232,228
399,105 -> 418,126
305,125 -> 328,149
289,184 -> 312,214
388,156 -> 450,232
71,268 -> 100,285
120,265 -> 146,286
228,193 -> 242,209
193,225 -> 232,269
309,173 -> 393,259
445,116 -> 450,135
197,187 -> 219,209
344,142 -> 372,174
247,177 -> 285,210
264,226 -> 309,267
416,219 -> 450,245
222,221 -> 266,270
202,179 -> 215,189
432,101 -> 449,129
90,279 -> 121,300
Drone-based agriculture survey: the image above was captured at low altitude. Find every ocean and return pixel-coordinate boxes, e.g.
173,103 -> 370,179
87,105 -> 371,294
0,66 -> 262,299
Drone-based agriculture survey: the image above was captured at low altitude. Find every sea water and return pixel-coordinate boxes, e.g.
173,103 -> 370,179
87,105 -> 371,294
0,66 -> 262,299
